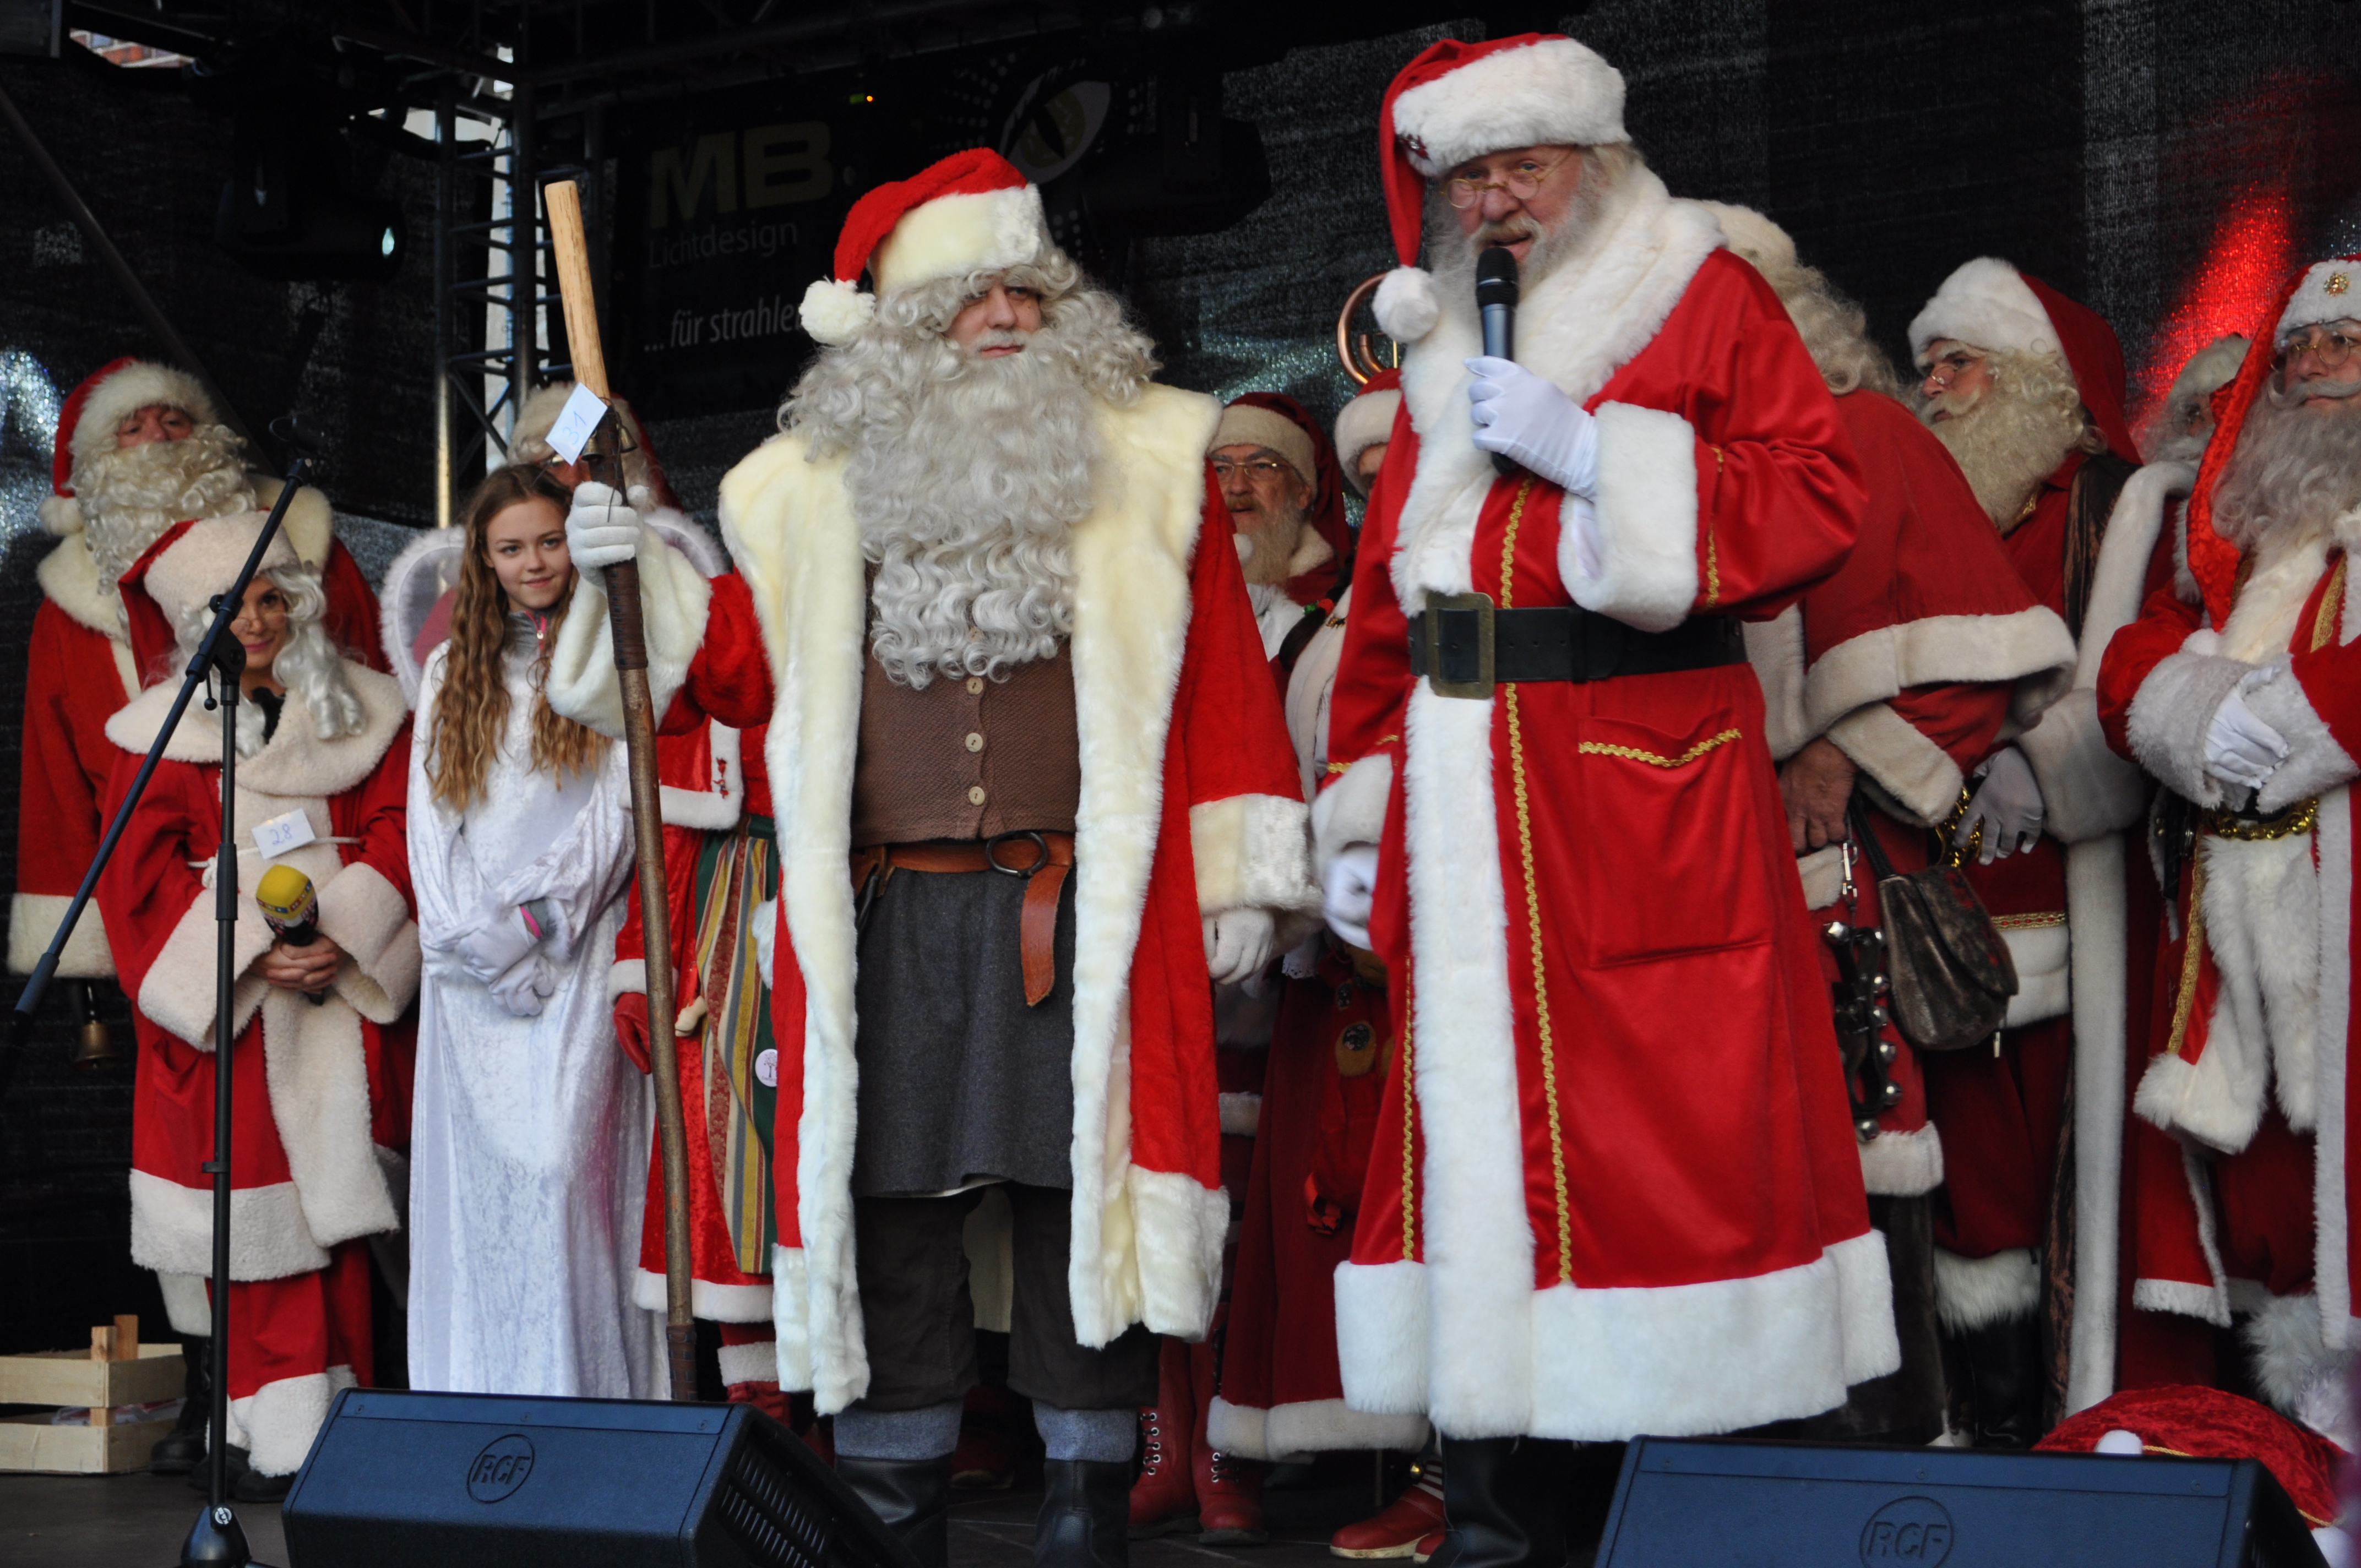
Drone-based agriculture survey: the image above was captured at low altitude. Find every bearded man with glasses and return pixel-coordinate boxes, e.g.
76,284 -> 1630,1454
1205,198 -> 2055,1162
1314,34 -> 1895,1566
2096,258 -> 2361,1441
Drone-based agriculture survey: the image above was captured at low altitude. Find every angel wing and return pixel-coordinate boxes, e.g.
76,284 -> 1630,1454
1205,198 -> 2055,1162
378,527 -> 466,709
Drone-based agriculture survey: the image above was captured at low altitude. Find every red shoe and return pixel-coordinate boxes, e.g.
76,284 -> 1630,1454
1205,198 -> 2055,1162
1129,1338 -> 1198,1537
1195,1445 -> 1268,1545
1412,1528 -> 1445,1563
1329,1478 -> 1447,1559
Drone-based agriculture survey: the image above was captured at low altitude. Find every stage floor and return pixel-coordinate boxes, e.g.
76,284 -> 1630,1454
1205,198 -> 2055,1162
1,1465 -> 1470,1567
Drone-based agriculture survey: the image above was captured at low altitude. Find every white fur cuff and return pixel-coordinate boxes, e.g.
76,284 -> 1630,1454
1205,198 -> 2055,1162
9,891 -> 113,978
545,524 -> 714,739
2134,1044 -> 2265,1155
607,957 -> 648,1005
313,862 -> 413,987
1826,702 -> 1963,828
2017,688 -> 2148,842
1312,755 -> 1394,875
2126,650 -> 2254,807
1932,1245 -> 2040,1332
1575,402 -> 1699,633
717,1337 -> 780,1386
1858,1123 -> 1944,1197
2003,921 -> 2071,1027
139,892 -> 270,1049
1189,794 -> 1319,919
2245,667 -> 2360,813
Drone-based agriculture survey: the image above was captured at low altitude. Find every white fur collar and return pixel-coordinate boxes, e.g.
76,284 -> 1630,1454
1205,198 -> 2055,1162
105,661 -> 408,797
1391,167 -> 1724,608
35,481 -> 335,643
2216,509 -> 2361,662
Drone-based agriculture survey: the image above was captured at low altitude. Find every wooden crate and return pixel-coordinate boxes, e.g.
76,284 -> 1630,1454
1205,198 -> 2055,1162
0,1342 -> 185,1409
0,1411 -> 178,1475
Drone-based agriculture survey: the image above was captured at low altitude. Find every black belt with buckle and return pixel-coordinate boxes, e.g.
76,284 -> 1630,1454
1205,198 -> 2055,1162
1407,592 -> 1744,698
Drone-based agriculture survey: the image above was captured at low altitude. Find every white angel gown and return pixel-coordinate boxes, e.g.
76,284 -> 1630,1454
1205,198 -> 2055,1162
405,627 -> 658,1397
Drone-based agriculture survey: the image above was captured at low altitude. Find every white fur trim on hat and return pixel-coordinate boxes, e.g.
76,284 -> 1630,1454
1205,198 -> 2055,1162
70,362 -> 220,475
1394,37 -> 1629,177
1334,388 -> 1403,489
1908,257 -> 2060,363
2277,262 -> 2360,342
800,277 -> 877,347
143,511 -> 300,627
1373,266 -> 1442,344
871,183 -> 1048,300
508,382 -> 575,463
1213,404 -> 1317,484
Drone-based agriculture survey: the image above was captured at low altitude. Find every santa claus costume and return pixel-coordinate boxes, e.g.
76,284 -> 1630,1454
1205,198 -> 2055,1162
1710,206 -> 2076,1445
1904,260 -> 2157,1441
96,512 -> 417,1496
2096,258 -> 2361,1448
1313,38 -> 1894,1560
549,149 -> 1316,1568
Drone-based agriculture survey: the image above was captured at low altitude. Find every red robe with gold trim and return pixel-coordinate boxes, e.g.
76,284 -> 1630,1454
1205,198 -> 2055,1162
1313,175 -> 1895,1441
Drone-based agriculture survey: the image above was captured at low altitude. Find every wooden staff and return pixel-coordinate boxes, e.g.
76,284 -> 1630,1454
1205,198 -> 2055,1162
545,179 -> 697,1403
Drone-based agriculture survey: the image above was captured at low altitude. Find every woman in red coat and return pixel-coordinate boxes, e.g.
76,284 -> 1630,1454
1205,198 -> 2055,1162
98,511 -> 418,1501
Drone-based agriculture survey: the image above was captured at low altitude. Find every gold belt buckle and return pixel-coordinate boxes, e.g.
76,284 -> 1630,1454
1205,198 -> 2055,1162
1422,592 -> 1496,699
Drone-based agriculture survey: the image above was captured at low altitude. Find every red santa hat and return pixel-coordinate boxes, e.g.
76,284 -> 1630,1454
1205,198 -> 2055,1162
798,148 -> 1052,347
43,357 -> 222,538
1218,393 -> 1351,605
116,510 -> 300,684
1908,257 -> 2136,462
2036,1385 -> 2344,1529
2184,254 -> 2361,625
1370,34 -> 1629,345
1333,368 -> 1404,497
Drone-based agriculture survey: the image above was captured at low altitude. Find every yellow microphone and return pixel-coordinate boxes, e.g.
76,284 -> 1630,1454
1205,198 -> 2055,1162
256,864 -> 327,1005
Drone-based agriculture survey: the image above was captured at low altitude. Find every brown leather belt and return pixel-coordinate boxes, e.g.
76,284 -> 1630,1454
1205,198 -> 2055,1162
851,830 -> 1074,1007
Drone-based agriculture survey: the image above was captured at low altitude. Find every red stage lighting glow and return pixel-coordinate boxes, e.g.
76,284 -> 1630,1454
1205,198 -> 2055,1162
2130,184 -> 2298,442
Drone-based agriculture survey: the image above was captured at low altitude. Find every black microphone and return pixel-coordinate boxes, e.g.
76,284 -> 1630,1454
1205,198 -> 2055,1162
1475,246 -> 1520,477
269,413 -> 326,454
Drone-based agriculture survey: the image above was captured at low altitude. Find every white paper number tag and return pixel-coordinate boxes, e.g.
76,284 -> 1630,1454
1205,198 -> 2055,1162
252,809 -> 318,859
546,382 -> 608,465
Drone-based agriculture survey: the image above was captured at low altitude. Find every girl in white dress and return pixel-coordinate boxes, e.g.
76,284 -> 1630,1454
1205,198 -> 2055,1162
404,464 -> 655,1397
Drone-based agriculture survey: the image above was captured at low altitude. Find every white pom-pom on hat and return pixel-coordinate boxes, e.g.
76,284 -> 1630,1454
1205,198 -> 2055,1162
1372,266 -> 1442,345
800,278 -> 877,347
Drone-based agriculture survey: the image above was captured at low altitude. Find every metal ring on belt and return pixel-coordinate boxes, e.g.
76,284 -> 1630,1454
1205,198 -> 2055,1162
985,829 -> 1051,876
1407,592 -> 1745,698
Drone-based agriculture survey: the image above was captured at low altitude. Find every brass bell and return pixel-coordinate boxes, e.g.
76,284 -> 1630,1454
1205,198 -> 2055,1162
67,981 -> 123,1070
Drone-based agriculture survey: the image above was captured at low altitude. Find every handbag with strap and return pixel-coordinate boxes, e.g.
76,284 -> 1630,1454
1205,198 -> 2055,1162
1849,798 -> 2018,1051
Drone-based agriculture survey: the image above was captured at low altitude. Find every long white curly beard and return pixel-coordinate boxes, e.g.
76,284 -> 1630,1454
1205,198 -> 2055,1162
846,334 -> 1102,689
75,426 -> 255,605
2211,378 -> 2361,551
1921,351 -> 2087,530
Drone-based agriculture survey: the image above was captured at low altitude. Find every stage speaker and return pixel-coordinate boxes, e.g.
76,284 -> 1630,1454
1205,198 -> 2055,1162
281,1388 -> 920,1568
1595,1437 -> 2326,1567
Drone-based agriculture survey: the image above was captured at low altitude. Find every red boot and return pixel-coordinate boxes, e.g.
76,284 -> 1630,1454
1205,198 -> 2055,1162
1190,1336 -> 1266,1544
1129,1336 -> 1198,1537
1329,1476 -> 1446,1559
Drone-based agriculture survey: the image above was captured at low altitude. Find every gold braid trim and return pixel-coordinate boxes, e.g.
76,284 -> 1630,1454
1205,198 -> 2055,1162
2164,854 -> 2207,1063
2312,556 -> 2348,653
1499,480 -> 1574,1283
1576,728 -> 1743,767
1399,1009 -> 1418,1262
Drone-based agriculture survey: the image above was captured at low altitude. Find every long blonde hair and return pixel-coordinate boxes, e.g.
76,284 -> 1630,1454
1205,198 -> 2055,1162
426,465 -> 608,808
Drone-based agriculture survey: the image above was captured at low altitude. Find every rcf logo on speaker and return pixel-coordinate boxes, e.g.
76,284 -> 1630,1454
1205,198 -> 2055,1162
1859,1496 -> 1954,1564
466,1434 -> 537,1502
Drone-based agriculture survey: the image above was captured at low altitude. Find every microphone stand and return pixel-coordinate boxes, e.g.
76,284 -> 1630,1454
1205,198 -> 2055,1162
11,433 -> 314,1568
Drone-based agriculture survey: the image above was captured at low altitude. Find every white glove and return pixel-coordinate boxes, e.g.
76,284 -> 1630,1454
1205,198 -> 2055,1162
565,481 -> 641,570
1203,908 -> 1276,987
1952,746 -> 2046,863
1323,844 -> 1379,950
1465,357 -> 1600,496
455,906 -> 540,985
2206,676 -> 2288,791
752,897 -> 777,992
486,954 -> 557,1017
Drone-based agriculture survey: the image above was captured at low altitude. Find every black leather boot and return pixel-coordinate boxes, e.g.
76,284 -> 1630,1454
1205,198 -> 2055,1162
1957,1311 -> 2043,1449
1037,1458 -> 1131,1568
149,1338 -> 210,1474
836,1454 -> 953,1568
1434,1435 -> 1578,1568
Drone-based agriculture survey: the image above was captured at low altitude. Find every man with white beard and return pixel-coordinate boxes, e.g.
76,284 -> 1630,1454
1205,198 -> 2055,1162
1208,395 -> 1350,657
1315,34 -> 1892,1564
14,358 -> 379,1475
1904,263 -> 2146,1441
551,149 -> 1316,1568
2097,258 -> 2361,1443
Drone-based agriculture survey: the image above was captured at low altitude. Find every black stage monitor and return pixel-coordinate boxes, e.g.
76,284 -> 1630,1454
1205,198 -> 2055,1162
1595,1436 -> 2326,1567
282,1388 -> 921,1568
